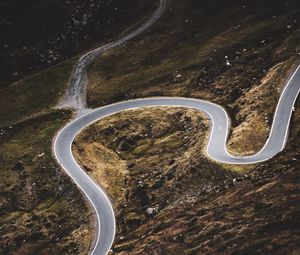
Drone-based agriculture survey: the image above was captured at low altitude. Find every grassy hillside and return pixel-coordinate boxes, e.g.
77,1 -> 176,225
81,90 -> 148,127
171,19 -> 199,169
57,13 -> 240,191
72,0 -> 300,253
74,98 -> 300,255
0,110 -> 93,255
0,0 -> 299,253
73,107 -> 236,241
0,1 -> 157,253
86,0 -> 300,155
0,61 -> 74,127
0,0 -> 156,87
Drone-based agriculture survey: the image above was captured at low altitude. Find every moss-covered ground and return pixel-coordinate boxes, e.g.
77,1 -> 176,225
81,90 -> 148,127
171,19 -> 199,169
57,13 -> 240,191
73,0 -> 300,253
86,0 -> 300,155
74,100 -> 300,255
0,0 -> 156,87
0,110 -> 93,254
0,1 -> 156,253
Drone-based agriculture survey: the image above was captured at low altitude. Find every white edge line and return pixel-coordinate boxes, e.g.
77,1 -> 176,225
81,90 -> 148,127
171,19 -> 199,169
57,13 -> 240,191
53,1 -> 168,254
53,63 -> 299,254
52,0 -> 300,251
53,128 -> 116,255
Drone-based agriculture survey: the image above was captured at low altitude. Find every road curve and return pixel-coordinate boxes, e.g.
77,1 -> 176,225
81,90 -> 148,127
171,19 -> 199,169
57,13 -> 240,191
55,1 -> 169,254
54,65 -> 300,254
53,0 -> 300,254
58,0 -> 169,112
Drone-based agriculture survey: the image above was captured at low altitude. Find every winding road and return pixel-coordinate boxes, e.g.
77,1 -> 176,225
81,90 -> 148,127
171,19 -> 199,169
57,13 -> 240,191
53,0 -> 300,254
58,0 -> 169,113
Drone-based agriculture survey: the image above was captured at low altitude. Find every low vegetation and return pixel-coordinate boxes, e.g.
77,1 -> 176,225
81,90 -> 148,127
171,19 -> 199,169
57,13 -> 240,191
0,61 -> 74,126
72,0 -> 300,253
74,107 -> 236,243
0,110 -> 93,254
74,101 -> 300,254
86,0 -> 300,155
0,0 -> 299,253
0,0 -> 156,87
0,1 -> 157,254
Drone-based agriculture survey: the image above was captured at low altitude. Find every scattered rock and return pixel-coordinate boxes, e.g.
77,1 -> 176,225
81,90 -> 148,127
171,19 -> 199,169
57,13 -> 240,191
38,153 -> 45,158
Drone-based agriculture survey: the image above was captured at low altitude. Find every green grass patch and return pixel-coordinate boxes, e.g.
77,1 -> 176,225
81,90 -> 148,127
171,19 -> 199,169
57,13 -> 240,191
0,61 -> 74,126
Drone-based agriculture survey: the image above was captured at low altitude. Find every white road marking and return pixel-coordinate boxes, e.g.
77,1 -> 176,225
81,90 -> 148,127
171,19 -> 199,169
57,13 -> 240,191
52,0 -> 300,254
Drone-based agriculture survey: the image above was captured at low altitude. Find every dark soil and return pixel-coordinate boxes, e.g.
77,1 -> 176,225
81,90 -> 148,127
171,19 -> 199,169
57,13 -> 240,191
0,0 -> 155,87
74,100 -> 300,254
0,111 -> 92,255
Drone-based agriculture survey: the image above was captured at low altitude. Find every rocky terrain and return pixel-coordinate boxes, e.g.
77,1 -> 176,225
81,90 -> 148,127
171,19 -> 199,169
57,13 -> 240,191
108,102 -> 300,254
0,1 -> 155,254
86,0 -> 300,154
73,0 -> 300,253
1,0 -> 300,254
74,107 -> 235,230
0,0 -> 155,87
0,111 -> 93,255
74,95 -> 300,255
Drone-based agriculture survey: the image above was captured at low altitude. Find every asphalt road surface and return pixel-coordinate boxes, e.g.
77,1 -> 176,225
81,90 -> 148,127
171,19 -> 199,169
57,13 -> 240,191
54,65 -> 300,254
58,0 -> 169,112
53,0 -> 300,253
55,1 -> 169,254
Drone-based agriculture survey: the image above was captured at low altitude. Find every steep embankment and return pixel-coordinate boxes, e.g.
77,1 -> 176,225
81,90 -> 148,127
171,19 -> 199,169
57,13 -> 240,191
74,98 -> 300,255
86,0 -> 300,155
73,0 -> 300,253
0,0 -> 155,87
0,1 -> 157,254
